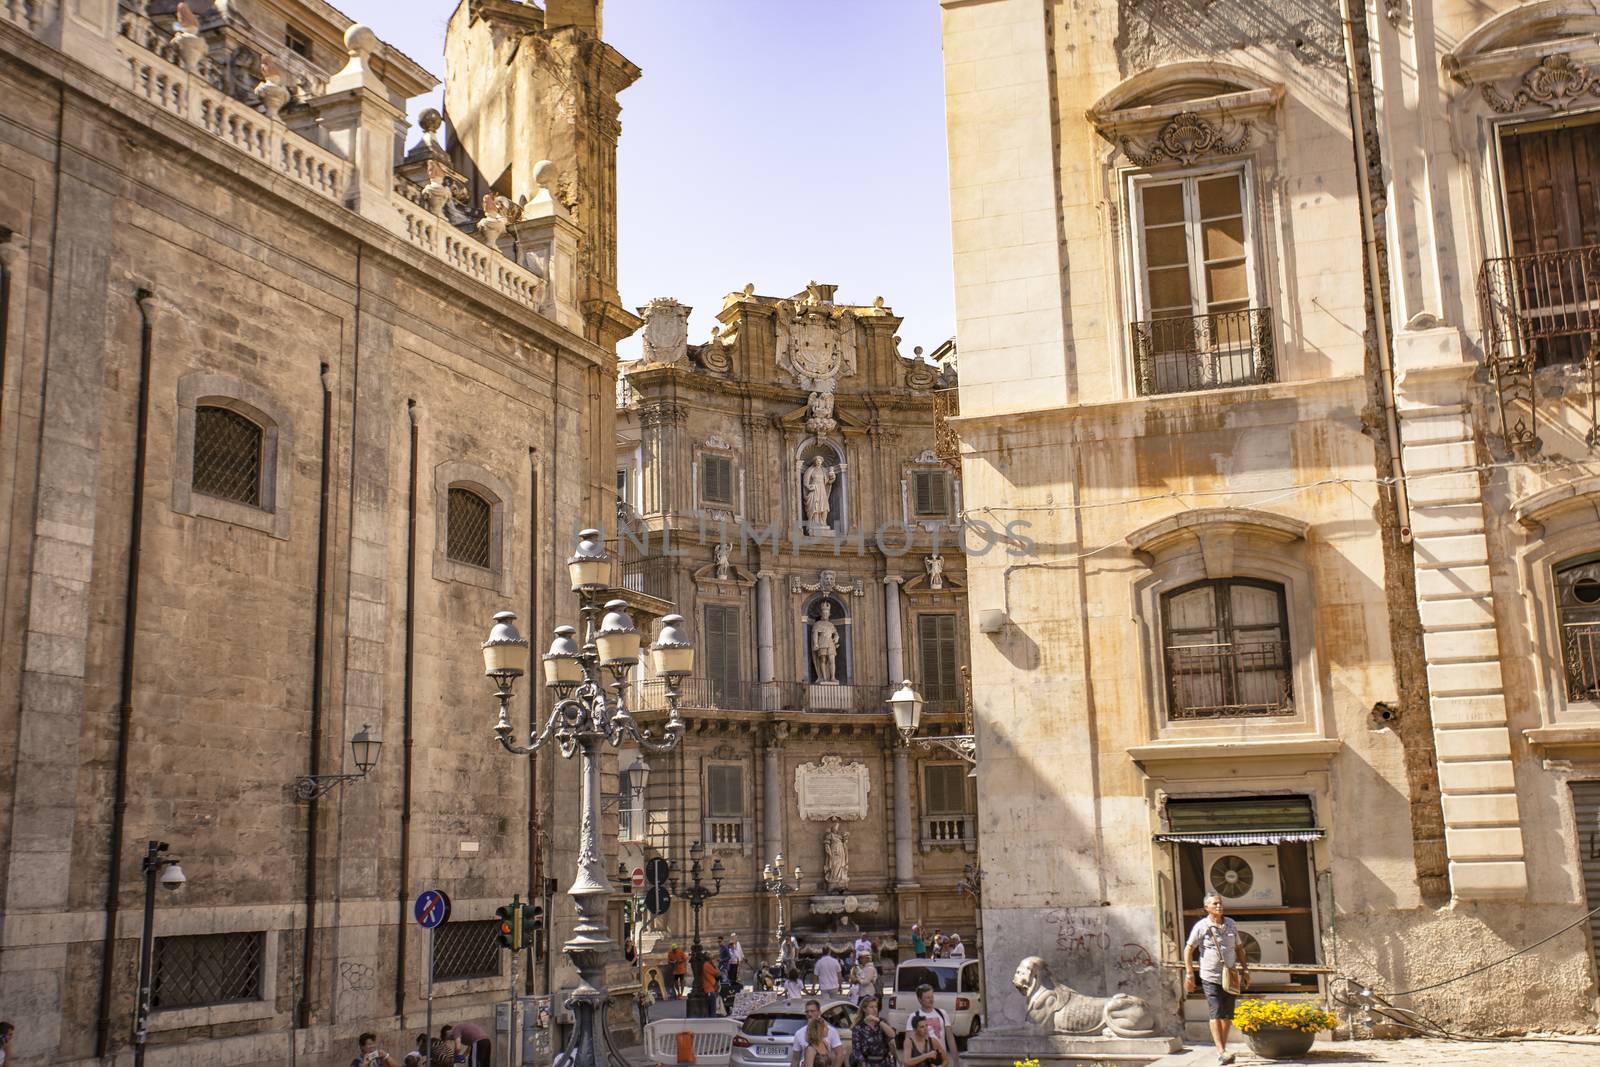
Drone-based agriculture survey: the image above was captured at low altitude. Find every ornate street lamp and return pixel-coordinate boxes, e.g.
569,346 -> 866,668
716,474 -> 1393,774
293,723 -> 383,799
483,528 -> 691,1067
760,853 -> 802,946
669,839 -> 724,1018
889,679 -> 975,765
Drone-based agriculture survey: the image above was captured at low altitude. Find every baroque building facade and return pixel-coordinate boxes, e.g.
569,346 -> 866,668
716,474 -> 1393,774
942,0 -> 1600,1039
612,287 -> 980,979
0,1 -> 639,1063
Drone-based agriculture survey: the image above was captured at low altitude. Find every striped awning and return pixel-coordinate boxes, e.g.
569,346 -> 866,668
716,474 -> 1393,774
1154,829 -> 1325,846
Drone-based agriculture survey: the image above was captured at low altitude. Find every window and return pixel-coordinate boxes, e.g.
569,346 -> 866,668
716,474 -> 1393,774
1130,168 -> 1272,394
1160,578 -> 1292,720
1558,555 -> 1600,702
618,765 -> 644,842
911,469 -> 952,519
616,467 -> 630,504
701,454 -> 734,506
151,932 -> 263,1010
917,614 -> 960,706
284,24 -> 312,58
446,486 -> 493,569
703,604 -> 742,707
707,763 -> 745,817
922,763 -> 969,816
433,919 -> 502,981
192,405 -> 264,507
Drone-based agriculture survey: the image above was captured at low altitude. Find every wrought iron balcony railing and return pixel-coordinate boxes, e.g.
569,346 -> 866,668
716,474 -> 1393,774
636,677 -> 964,715
1565,622 -> 1600,703
1130,307 -> 1275,397
1164,640 -> 1293,720
1478,244 -> 1600,454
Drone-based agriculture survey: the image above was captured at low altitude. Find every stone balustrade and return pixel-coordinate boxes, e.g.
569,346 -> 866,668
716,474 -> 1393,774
2,0 -> 47,34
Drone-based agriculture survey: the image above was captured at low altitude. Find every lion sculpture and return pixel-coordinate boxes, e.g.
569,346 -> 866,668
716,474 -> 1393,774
1011,956 -> 1159,1039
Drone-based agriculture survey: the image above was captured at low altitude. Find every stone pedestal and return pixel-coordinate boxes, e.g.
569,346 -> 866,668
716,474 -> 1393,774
964,1029 -> 1182,1066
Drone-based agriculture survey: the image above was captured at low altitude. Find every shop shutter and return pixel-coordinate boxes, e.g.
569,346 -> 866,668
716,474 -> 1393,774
1165,795 -> 1316,833
1571,780 -> 1600,977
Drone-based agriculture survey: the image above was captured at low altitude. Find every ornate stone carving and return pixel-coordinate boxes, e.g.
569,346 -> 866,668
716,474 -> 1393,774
639,297 -> 691,364
810,600 -> 842,683
1483,55 -> 1600,114
1121,112 -> 1253,167
639,401 -> 687,429
714,542 -> 733,580
925,553 -> 945,590
1012,957 -> 1160,1039
904,358 -> 940,390
805,390 -> 837,435
801,455 -> 837,528
823,819 -> 850,890
790,571 -> 866,598
700,326 -> 733,373
795,755 -> 871,822
776,296 -> 857,391
705,433 -> 733,451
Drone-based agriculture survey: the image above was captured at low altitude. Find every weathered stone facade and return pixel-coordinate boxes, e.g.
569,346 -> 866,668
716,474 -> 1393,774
613,287 -> 979,980
942,0 -> 1600,1039
0,1 -> 629,1063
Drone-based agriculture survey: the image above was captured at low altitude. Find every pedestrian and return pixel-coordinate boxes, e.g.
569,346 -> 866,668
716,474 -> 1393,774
899,1015 -> 945,1067
910,925 -> 926,959
914,985 -> 958,1067
352,1032 -> 400,1067
404,1033 -> 428,1067
853,933 -> 873,959
1184,892 -> 1250,1066
930,929 -> 946,958
668,943 -> 688,997
0,1022 -> 13,1067
814,948 -> 843,997
851,954 -> 879,998
453,1021 -> 489,1067
728,931 -> 745,988
789,1000 -> 843,1067
430,1026 -> 455,1067
701,955 -> 722,1013
784,968 -> 805,999
947,935 -> 965,959
780,932 -> 800,972
850,995 -> 896,1067
625,937 -> 638,964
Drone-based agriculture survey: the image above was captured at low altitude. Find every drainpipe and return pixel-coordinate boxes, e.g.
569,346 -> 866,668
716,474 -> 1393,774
1341,0 -> 1412,536
527,458 -> 540,995
396,400 -> 419,1015
93,288 -> 158,1058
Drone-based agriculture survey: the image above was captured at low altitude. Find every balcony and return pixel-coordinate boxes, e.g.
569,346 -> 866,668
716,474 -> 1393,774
1478,245 -> 1600,455
919,815 -> 976,852
636,677 -> 901,714
1130,307 -> 1275,396
1565,623 -> 1600,702
1164,640 -> 1293,721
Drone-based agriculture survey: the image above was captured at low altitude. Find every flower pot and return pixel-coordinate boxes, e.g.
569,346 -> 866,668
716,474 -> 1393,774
1245,1025 -> 1316,1059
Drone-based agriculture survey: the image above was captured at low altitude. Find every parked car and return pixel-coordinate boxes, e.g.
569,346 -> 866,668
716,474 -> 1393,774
730,996 -> 860,1067
882,958 -> 984,1041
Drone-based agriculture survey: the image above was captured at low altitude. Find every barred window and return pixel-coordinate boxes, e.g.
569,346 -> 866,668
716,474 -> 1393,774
701,455 -> 734,506
151,932 -> 264,1010
192,405 -> 264,507
446,486 -> 493,569
911,469 -> 951,519
433,919 -> 503,981
1160,578 -> 1292,720
1558,554 -> 1600,702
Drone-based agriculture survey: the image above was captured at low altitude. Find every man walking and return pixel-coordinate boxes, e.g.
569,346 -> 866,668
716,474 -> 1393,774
668,943 -> 688,997
1184,892 -> 1250,1065
813,948 -> 842,997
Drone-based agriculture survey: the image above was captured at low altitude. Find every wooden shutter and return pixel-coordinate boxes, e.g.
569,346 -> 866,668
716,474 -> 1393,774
912,470 -> 949,517
703,604 -> 741,705
917,614 -> 959,700
701,455 -> 733,505
1501,121 -> 1600,256
707,764 -> 744,817
923,764 -> 967,815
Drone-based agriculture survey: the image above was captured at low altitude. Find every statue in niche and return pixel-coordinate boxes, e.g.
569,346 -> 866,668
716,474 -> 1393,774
810,601 -> 841,683
713,542 -> 733,580
802,455 -> 837,528
925,553 -> 945,590
823,819 -> 850,890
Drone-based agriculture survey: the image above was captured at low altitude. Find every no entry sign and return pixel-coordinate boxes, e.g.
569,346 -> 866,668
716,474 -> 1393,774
631,867 -> 646,889
414,889 -> 451,929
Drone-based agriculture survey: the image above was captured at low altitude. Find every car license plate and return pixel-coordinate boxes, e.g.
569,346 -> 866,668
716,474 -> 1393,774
760,1045 -> 785,1057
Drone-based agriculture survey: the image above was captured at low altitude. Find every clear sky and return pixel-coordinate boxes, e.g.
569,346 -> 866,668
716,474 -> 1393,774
339,0 -> 955,360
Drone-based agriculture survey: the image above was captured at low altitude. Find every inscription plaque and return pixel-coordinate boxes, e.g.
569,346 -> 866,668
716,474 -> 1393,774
795,755 -> 871,821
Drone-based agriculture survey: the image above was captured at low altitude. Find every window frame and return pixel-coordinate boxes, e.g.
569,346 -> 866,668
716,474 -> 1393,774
1159,577 -> 1293,722
191,404 -> 266,508
432,460 -> 513,593
699,452 -> 737,508
702,602 -> 744,707
172,374 -> 293,539
910,468 -> 953,520
705,761 -> 746,819
916,612 -> 961,706
921,761 -> 972,817
145,924 -> 279,1031
1127,161 -> 1262,324
445,484 -> 495,570
1556,552 -> 1600,705
431,918 -> 505,983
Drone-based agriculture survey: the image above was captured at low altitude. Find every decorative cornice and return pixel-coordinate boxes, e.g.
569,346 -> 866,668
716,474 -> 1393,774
1121,111 -> 1254,167
1482,54 -> 1600,113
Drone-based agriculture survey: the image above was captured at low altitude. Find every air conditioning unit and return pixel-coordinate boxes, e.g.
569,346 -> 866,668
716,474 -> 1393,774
1201,845 -> 1283,907
1235,920 -> 1291,985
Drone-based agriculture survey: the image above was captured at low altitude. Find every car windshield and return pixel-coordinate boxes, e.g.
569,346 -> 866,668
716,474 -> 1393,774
742,1014 -> 807,1038
896,966 -> 960,993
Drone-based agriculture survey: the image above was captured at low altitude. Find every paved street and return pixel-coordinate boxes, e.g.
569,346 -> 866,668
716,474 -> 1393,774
1163,1036 -> 1600,1065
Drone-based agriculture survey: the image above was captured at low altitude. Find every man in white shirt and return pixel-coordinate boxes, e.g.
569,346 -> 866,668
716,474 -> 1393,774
789,1000 -> 844,1067
1184,893 -> 1250,1066
947,935 -> 966,959
813,950 -> 843,996
853,934 -> 873,959
916,985 -> 960,1067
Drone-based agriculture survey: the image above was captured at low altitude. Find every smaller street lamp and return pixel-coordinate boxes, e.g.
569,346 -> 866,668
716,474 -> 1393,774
889,679 -> 975,765
293,724 -> 383,800
672,840 -> 723,1018
133,841 -> 186,1067
760,853 -> 802,949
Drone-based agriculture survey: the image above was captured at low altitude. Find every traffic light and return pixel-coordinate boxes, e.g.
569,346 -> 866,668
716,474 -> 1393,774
495,904 -> 516,951
522,903 -> 544,949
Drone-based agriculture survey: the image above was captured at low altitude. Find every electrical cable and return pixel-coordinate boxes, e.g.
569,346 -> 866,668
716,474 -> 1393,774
1388,900 -> 1600,997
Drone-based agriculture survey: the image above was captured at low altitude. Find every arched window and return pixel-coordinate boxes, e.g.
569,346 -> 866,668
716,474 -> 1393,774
1557,554 -> 1600,702
1160,578 -> 1292,720
192,405 -> 265,507
446,486 -> 493,569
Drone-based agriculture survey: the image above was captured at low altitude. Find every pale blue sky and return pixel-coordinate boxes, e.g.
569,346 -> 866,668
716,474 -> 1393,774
340,0 -> 955,359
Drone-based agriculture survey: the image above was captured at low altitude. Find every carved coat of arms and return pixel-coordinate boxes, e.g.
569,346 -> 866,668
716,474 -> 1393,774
639,297 -> 691,364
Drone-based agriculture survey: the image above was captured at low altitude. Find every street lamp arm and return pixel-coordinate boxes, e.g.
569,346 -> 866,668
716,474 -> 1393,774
292,772 -> 369,801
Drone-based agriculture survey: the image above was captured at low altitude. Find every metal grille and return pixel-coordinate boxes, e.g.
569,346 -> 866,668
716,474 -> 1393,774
1162,579 -> 1293,720
192,405 -> 263,506
151,932 -> 263,1009
446,486 -> 493,569
1478,244 -> 1600,454
1130,307 -> 1275,396
932,387 -> 961,471
433,920 -> 502,981
1559,557 -> 1600,701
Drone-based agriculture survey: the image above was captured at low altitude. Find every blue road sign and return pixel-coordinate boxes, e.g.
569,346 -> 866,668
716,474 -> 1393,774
414,889 -> 452,929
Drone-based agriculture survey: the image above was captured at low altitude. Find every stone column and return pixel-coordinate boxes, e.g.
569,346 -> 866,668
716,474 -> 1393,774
894,742 -> 917,887
756,571 -> 776,709
764,727 -> 785,865
884,576 -> 905,682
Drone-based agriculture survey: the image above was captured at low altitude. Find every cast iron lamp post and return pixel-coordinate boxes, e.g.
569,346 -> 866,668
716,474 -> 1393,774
669,839 -> 723,1017
133,841 -> 187,1067
760,854 -> 802,947
293,724 -> 382,799
482,528 -> 691,1067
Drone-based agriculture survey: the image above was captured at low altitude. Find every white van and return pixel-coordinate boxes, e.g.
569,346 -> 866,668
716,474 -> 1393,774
882,958 -> 984,1042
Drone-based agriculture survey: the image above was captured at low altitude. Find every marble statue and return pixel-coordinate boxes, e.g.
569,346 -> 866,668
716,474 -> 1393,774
823,820 -> 850,889
810,601 -> 841,683
925,553 -> 945,590
1011,956 -> 1159,1039
805,390 -> 837,434
802,455 -> 836,528
714,542 -> 732,580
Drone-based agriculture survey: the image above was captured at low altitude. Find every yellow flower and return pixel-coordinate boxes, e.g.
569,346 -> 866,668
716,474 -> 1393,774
1231,999 -> 1339,1034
